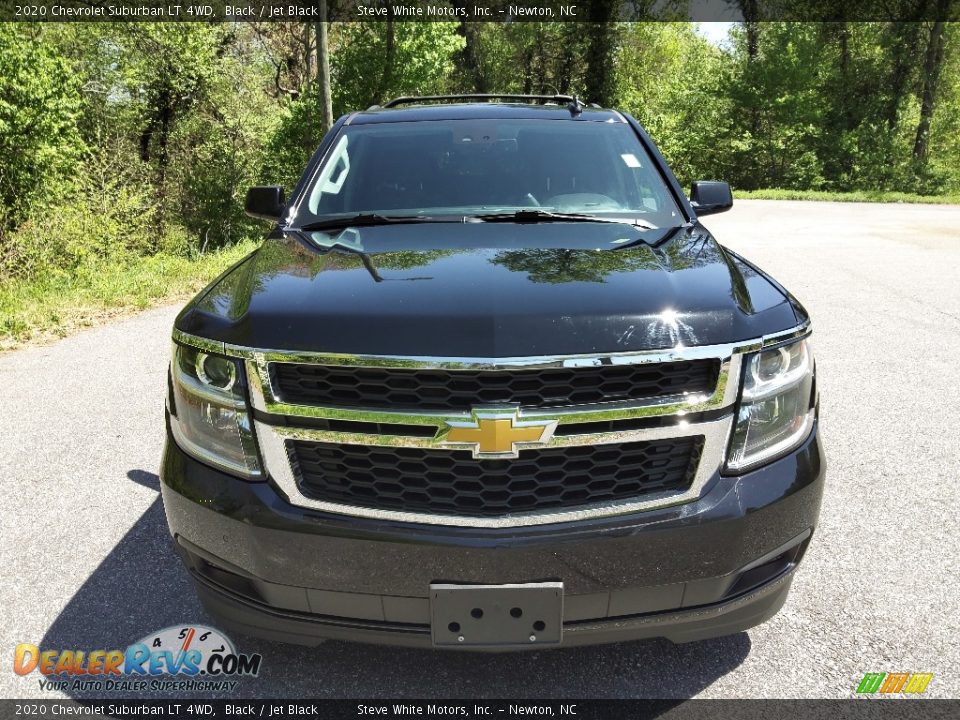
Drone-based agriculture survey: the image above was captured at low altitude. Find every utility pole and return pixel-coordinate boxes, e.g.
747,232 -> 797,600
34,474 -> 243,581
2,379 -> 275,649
316,0 -> 334,133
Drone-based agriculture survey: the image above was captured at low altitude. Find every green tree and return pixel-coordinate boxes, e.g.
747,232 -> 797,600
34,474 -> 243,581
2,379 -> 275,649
117,25 -> 238,226
0,24 -> 83,238
617,23 -> 727,187
171,28 -> 282,250
332,22 -> 465,113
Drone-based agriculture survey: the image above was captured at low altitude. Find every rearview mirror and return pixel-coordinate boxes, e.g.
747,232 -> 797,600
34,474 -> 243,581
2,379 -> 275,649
690,181 -> 733,216
244,186 -> 285,222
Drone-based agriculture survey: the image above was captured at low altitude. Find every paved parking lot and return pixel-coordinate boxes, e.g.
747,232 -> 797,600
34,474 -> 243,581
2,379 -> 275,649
1,200 -> 958,699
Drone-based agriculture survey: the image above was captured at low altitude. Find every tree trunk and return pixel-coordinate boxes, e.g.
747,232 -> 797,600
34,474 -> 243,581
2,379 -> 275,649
738,0 -> 760,57
304,25 -> 316,153
837,23 -> 855,130
304,25 -> 314,92
316,1 -> 334,133
466,25 -> 488,93
370,10 -> 396,107
453,5 -> 488,92
913,9 -> 949,162
522,47 -> 534,95
883,5 -> 929,130
556,25 -> 577,95
739,1 -> 762,138
139,81 -> 174,236
584,0 -> 617,106
534,26 -> 547,94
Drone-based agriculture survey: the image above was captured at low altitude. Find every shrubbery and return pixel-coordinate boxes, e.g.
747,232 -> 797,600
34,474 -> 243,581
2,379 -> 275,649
0,24 -> 84,262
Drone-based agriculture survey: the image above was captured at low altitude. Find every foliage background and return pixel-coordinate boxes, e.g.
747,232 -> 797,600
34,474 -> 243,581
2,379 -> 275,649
1,16 -> 958,344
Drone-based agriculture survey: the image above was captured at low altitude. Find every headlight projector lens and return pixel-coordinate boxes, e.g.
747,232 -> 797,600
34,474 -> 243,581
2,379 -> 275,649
196,352 -> 236,390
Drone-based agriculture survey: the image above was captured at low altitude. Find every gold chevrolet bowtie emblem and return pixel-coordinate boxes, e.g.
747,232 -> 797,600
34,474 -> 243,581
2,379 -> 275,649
442,408 -> 558,459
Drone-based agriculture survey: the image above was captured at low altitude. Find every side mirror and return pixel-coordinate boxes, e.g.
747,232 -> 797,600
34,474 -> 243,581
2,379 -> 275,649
244,186 -> 285,222
690,181 -> 733,216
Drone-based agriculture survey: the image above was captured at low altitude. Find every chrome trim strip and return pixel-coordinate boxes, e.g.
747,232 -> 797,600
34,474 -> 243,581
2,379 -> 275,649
172,328 -> 225,355
245,356 -> 740,426
256,415 -> 732,528
172,320 -> 809,367
760,322 -> 812,349
231,338 -> 758,367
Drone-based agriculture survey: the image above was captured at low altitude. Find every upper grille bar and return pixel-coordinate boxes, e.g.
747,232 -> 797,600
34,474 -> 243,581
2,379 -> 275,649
270,359 -> 720,412
233,339 -> 772,427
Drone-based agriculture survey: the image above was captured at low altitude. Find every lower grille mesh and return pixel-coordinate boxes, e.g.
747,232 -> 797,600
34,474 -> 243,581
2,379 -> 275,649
289,437 -> 703,517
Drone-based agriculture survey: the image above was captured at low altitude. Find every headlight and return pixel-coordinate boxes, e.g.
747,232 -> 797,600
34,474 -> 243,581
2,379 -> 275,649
168,343 -> 262,478
726,338 -> 816,472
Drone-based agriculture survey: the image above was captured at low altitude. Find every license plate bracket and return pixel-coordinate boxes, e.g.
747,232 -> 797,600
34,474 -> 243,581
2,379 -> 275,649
430,582 -> 563,648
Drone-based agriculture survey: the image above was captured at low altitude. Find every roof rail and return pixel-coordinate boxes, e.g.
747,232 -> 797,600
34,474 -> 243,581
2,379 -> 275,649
378,94 -> 586,109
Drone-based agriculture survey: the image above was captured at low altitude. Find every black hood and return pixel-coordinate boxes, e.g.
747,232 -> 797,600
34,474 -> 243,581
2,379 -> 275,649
176,222 -> 805,357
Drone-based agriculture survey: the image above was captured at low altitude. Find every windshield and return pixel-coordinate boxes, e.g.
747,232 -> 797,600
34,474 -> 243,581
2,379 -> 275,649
293,119 -> 683,228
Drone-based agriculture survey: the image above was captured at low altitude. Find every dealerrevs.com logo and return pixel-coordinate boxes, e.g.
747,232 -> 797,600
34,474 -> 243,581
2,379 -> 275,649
14,625 -> 262,693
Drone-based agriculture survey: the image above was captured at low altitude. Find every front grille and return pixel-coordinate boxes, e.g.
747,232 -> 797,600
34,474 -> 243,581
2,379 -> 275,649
271,360 -> 719,411
289,437 -> 703,517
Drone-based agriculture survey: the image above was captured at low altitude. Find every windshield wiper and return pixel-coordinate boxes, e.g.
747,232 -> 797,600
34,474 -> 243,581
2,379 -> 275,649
475,210 -> 656,230
297,213 -> 464,232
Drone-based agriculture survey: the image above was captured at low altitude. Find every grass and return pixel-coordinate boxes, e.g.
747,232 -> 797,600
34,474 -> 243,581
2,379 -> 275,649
737,188 -> 960,204
0,240 -> 259,352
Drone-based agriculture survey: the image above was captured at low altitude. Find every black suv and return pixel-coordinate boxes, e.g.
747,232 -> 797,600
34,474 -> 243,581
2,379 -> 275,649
161,95 -> 824,650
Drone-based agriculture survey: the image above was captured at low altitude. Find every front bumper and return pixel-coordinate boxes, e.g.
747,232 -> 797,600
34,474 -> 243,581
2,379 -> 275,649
160,420 -> 825,649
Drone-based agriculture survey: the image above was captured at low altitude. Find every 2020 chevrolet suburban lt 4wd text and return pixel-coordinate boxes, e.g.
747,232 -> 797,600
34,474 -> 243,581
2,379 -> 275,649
160,95 -> 824,650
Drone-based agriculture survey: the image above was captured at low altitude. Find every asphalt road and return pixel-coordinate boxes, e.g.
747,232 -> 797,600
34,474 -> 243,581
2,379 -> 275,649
2,200 -> 958,700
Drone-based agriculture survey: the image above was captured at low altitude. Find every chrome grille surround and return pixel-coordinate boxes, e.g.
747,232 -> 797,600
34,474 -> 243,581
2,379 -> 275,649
172,322 -> 811,527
